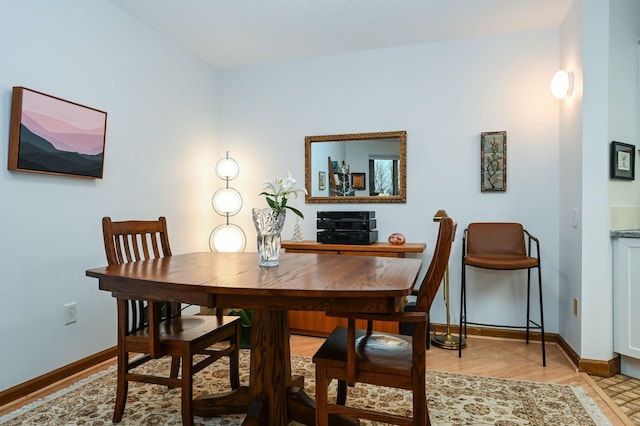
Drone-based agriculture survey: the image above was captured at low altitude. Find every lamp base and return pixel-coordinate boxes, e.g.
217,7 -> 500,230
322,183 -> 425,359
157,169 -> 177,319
431,333 -> 466,350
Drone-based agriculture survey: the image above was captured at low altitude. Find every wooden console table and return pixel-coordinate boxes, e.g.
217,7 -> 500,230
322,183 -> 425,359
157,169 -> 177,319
282,240 -> 426,336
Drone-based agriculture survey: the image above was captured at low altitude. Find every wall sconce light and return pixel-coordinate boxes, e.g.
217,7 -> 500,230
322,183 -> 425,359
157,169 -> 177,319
209,152 -> 246,253
550,70 -> 573,100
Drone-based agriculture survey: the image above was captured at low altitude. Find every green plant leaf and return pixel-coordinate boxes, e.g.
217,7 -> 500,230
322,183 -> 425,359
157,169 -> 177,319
286,206 -> 304,219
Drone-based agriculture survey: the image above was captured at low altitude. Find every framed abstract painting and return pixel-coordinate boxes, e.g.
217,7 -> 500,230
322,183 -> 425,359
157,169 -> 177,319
8,86 -> 107,179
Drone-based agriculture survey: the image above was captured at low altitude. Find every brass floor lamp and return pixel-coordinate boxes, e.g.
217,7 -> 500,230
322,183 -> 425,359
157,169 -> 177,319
431,209 -> 466,350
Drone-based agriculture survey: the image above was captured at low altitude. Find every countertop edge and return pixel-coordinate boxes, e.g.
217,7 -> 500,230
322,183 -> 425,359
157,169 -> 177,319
610,230 -> 640,238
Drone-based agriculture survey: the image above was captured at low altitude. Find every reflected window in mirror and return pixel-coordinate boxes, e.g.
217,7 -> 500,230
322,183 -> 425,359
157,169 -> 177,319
305,131 -> 406,204
369,156 -> 399,196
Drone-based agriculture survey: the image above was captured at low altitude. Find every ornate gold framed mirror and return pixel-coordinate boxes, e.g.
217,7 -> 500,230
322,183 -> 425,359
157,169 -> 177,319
304,131 -> 406,204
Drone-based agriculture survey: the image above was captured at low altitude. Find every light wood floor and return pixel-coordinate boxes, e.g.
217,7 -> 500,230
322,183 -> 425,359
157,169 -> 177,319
0,334 -> 634,425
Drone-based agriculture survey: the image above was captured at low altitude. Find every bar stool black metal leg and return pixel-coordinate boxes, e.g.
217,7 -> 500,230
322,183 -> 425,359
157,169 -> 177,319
459,264 -> 466,358
538,266 -> 545,367
526,268 -> 531,344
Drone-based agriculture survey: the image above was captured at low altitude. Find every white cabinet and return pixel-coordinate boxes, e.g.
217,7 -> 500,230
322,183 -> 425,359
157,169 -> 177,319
613,236 -> 640,378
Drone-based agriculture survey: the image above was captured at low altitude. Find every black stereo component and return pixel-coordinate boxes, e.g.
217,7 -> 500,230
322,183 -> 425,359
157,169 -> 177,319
317,211 -> 375,220
316,211 -> 378,245
316,230 -> 379,245
317,218 -> 377,231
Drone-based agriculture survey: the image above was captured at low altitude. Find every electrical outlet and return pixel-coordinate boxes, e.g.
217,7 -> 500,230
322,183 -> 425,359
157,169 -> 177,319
65,302 -> 77,325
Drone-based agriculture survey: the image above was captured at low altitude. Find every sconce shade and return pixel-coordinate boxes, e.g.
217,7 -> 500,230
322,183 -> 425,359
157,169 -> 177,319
216,156 -> 239,180
551,70 -> 572,100
212,187 -> 242,216
209,224 -> 247,253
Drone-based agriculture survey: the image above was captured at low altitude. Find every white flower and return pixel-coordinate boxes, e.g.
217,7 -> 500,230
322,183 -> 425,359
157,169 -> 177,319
260,171 -> 307,218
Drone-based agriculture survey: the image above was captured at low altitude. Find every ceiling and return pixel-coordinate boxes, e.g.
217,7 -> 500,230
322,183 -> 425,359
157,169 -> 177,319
111,0 -> 574,69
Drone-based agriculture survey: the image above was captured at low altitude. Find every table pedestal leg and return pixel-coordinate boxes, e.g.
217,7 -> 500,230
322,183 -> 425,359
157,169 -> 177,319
246,309 -> 291,425
196,309 -> 359,426
192,387 -> 251,417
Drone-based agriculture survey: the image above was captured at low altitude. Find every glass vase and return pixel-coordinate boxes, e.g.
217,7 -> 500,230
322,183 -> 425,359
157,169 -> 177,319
252,207 -> 286,267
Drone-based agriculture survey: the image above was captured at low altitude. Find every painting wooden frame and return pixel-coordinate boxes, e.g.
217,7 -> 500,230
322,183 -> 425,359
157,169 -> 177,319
610,141 -> 635,180
8,86 -> 107,179
351,172 -> 366,190
480,131 -> 507,192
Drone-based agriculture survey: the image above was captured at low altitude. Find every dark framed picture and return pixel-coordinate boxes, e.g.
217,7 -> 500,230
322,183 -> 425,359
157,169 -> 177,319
351,172 -> 366,190
8,86 -> 107,179
610,141 -> 635,180
480,131 -> 507,192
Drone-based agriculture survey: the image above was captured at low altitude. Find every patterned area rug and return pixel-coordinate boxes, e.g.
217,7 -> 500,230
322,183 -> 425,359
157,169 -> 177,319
0,350 -> 611,425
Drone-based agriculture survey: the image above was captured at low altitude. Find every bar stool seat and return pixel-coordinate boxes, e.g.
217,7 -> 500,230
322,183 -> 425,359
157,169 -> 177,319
464,254 -> 538,269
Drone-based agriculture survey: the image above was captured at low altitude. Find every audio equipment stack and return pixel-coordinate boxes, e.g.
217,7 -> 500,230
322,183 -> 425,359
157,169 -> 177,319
316,211 -> 378,244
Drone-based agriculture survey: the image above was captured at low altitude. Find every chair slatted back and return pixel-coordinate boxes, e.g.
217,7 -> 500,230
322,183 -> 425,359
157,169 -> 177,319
103,217 -> 172,265
102,216 -> 175,358
415,217 -> 455,314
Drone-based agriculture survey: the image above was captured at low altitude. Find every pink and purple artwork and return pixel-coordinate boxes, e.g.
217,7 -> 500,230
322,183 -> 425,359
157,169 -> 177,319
8,87 -> 107,178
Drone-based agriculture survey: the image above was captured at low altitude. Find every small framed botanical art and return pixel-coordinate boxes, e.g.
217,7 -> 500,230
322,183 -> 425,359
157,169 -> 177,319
480,131 -> 507,192
318,171 -> 326,190
610,141 -> 635,180
351,172 -> 366,190
8,86 -> 107,179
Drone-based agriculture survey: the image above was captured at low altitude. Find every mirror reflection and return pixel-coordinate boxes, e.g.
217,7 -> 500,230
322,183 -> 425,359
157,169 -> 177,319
305,131 -> 406,204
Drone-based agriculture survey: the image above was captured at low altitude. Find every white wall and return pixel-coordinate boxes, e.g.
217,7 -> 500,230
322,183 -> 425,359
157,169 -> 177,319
580,0 -> 614,363
217,30 -> 561,336
602,0 -> 640,363
608,0 -> 640,207
559,0 -> 640,361
580,0 -> 637,363
558,0 -> 585,357
0,0 -> 219,390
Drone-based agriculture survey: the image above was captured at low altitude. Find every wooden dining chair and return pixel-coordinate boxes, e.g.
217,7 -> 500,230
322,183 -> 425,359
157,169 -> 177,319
458,222 -> 545,366
313,217 -> 454,426
101,216 -> 241,426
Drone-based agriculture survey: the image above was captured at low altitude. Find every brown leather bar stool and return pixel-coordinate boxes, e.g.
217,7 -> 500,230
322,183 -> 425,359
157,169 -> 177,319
458,222 -> 545,366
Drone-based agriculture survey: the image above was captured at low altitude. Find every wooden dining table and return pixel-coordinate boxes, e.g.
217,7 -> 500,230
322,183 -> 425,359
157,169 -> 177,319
86,251 -> 422,426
